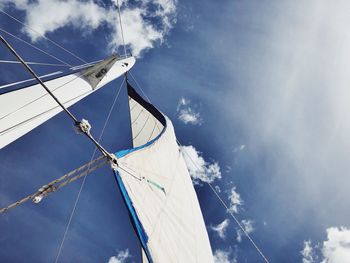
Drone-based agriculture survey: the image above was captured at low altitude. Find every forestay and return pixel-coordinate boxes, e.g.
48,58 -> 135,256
114,84 -> 214,263
0,55 -> 135,149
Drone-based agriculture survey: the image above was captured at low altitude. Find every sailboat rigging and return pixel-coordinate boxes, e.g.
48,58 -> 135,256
0,31 -> 215,261
0,4 -> 270,262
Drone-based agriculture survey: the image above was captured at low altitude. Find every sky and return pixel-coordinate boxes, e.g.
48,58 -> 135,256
1,0 -> 350,262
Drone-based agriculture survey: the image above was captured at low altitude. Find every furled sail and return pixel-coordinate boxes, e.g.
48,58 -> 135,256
114,84 -> 214,263
0,55 -> 135,149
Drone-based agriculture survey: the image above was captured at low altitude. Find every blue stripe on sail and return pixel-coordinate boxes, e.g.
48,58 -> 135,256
113,170 -> 153,263
115,120 -> 167,159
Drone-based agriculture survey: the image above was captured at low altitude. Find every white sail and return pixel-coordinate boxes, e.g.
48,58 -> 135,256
114,84 -> 214,263
0,55 -> 135,149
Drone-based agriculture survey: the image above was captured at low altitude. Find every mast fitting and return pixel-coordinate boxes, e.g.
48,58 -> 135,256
32,185 -> 57,204
109,154 -> 119,170
74,119 -> 92,134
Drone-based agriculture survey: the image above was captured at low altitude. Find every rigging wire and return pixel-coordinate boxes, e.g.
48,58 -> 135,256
0,35 -> 115,160
0,8 -> 87,64
179,143 -> 270,263
115,0 -> 127,57
128,73 -> 270,263
0,27 -> 72,66
54,77 -> 126,263
129,71 -> 151,102
0,60 -> 71,67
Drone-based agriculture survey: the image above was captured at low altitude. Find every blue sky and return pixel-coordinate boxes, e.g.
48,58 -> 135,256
1,0 -> 350,262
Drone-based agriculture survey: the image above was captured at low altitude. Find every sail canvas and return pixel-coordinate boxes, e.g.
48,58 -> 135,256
114,84 -> 214,263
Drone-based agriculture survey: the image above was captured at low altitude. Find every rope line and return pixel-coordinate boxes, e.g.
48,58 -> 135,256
179,143 -> 270,263
0,8 -> 87,64
129,71 -> 151,102
0,60 -> 70,67
54,78 -> 126,263
0,27 -> 72,66
115,0 -> 127,57
0,35 -> 115,160
0,156 -> 107,214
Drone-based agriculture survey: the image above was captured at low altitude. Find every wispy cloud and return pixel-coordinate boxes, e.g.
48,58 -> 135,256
233,144 -> 245,153
236,219 -> 254,243
213,249 -> 237,263
228,186 -> 242,214
180,145 -> 221,184
302,226 -> 350,263
301,240 -> 316,263
177,97 -> 202,125
1,0 -> 177,56
211,219 -> 230,239
108,249 -> 130,263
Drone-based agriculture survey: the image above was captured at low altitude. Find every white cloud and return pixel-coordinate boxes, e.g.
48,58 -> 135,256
108,249 -> 130,263
178,108 -> 201,125
213,249 -> 237,263
301,240 -> 316,263
211,219 -> 230,239
177,97 -> 202,125
302,226 -> 350,263
1,0 -> 177,57
236,219 -> 254,243
321,227 -> 350,263
180,145 -> 221,184
228,186 -> 242,214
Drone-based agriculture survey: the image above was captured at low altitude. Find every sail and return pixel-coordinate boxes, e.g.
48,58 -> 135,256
114,84 -> 214,263
0,55 -> 135,149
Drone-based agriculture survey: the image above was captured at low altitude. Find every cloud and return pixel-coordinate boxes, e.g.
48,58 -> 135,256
236,219 -> 254,243
233,144 -> 245,153
211,219 -> 230,239
1,0 -> 177,56
177,97 -> 202,125
108,249 -> 130,263
213,249 -> 237,263
301,240 -> 316,263
302,226 -> 350,263
180,145 -> 221,184
228,186 -> 242,214
321,226 -> 350,263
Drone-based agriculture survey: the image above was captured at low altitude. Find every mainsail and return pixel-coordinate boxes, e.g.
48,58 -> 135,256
114,84 -> 214,262
0,55 -> 135,149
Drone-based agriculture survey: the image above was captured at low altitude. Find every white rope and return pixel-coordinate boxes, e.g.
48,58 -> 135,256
0,59 -> 70,67
0,27 -> 72,66
128,72 -> 270,263
0,8 -> 87,64
115,0 -> 127,57
54,78 -> 126,263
